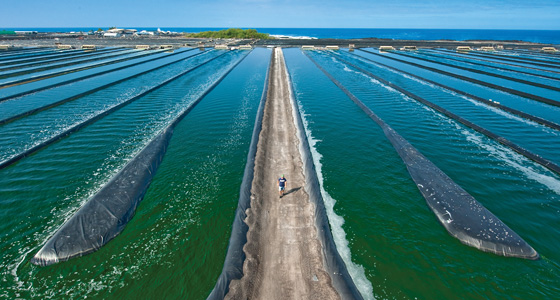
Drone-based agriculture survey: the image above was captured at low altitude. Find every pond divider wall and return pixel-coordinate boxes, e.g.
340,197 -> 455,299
0,47 -> 119,69
207,50 -> 272,300
31,51 -> 251,266
0,48 -> 135,80
0,49 -> 200,124
305,51 -> 539,260
0,48 -> 167,89
438,49 -> 560,68
0,50 -> 223,170
342,51 -> 560,131
0,48 -> 197,104
286,50 -> 364,299
209,48 -> 363,300
358,49 -> 560,108
390,50 -> 560,92
347,52 -> 560,175
419,50 -> 560,80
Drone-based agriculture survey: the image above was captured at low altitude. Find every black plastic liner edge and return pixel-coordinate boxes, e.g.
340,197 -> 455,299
285,49 -> 364,300
305,51 -> 539,260
30,50 -> 251,266
437,48 -> 560,68
352,50 -> 560,175
207,49 -> 272,300
342,51 -> 560,131
421,49 -> 560,80
0,50 -> 223,170
358,49 -> 560,108
30,127 -> 173,266
0,47 -> 127,70
390,50 -> 560,92
0,48 -> 165,89
0,48 -> 197,104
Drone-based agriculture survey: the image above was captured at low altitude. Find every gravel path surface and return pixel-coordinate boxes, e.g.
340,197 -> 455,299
225,48 -> 339,300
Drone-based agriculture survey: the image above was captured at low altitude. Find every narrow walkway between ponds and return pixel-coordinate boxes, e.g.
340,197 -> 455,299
225,48 -> 340,299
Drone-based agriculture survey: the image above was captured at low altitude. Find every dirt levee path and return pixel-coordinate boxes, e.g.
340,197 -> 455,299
225,48 -> 339,299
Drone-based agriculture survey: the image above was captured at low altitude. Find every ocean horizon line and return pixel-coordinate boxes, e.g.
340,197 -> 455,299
2,27 -> 559,44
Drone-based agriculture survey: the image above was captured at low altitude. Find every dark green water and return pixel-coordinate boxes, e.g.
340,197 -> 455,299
0,48 -> 269,299
283,48 -> 560,299
1,46 -> 559,299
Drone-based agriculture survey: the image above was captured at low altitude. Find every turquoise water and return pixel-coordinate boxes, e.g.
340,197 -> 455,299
1,46 -> 560,299
355,49 -> 560,125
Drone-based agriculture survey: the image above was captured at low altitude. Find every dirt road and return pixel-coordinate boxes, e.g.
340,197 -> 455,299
225,48 -> 339,299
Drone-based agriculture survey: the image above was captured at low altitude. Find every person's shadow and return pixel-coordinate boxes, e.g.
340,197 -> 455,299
283,186 -> 302,196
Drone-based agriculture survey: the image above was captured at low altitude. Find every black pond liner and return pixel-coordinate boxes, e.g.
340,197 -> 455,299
208,48 -> 364,300
342,50 -> 560,131
0,49 -> 200,123
0,48 -> 196,103
390,50 -> 560,92
335,52 -> 560,176
420,49 -> 560,79
0,47 -> 55,61
0,48 -> 165,89
30,50 -> 250,266
358,49 -> 560,108
0,47 -> 125,70
0,48 -> 137,80
305,51 -> 539,260
0,48 -> 123,67
288,50 -> 364,299
0,50 -> 225,170
207,49 -> 272,300
436,48 -> 560,69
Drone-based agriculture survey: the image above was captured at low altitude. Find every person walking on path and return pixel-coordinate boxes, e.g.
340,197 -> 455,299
278,174 -> 287,198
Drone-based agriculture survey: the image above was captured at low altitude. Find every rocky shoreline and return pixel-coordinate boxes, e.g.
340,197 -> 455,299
0,32 -> 556,50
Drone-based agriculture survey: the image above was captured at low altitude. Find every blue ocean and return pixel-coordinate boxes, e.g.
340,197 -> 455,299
4,27 -> 560,44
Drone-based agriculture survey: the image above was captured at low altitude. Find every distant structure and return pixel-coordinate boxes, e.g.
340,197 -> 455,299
301,45 -> 316,50
480,46 -> 495,51
379,46 -> 396,51
0,45 -> 13,50
138,30 -> 154,36
541,47 -> 558,53
81,45 -> 96,50
103,32 -> 120,38
326,45 -> 339,50
400,46 -> 418,51
214,44 -> 229,50
456,46 -> 472,52
239,44 -> 253,50
56,44 -> 73,50
15,31 -> 38,35
135,45 -> 151,50
160,45 -> 174,49
105,28 -> 137,36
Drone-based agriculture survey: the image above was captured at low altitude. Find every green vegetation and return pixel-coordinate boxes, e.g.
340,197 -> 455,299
0,30 -> 16,35
185,28 -> 273,39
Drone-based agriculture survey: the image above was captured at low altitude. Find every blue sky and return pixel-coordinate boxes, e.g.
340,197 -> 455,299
2,0 -> 559,29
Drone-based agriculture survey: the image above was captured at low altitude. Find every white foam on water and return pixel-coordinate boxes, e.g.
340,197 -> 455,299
296,101 -> 375,300
4,53 -> 247,299
331,54 -> 560,196
391,71 -> 559,135
461,128 -> 560,195
270,34 -> 317,40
